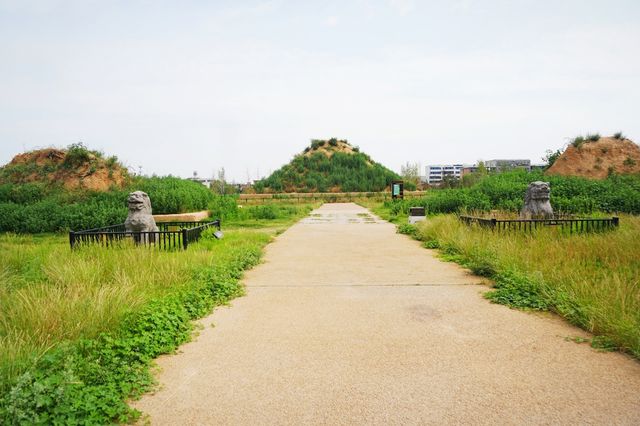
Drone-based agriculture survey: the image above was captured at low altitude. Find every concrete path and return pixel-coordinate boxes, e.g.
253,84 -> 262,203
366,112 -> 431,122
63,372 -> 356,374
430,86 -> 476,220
134,203 -> 640,425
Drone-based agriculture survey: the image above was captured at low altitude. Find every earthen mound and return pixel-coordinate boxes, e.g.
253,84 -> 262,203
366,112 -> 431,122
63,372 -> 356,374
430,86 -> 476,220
0,145 -> 129,191
546,136 -> 640,179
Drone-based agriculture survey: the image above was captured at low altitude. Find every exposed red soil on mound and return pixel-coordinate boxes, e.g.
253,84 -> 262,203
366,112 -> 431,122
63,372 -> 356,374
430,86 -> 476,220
2,148 -> 129,191
546,137 -> 640,179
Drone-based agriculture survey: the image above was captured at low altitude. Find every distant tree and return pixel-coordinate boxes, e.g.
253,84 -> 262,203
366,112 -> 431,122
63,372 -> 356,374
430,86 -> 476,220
209,168 -> 236,195
441,174 -> 461,189
461,161 -> 488,187
401,162 -> 421,187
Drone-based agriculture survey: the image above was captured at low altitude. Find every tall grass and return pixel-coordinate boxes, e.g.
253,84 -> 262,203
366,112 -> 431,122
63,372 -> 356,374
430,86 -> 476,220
209,195 -> 317,226
0,231 -> 270,388
0,199 -> 314,422
415,215 -> 640,358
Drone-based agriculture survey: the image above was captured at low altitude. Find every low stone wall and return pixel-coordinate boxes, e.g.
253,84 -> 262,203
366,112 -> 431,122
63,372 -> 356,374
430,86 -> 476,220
153,210 -> 210,222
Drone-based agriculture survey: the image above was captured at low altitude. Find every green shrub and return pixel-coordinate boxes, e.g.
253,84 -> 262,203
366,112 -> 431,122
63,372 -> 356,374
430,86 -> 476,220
249,205 -> 278,220
397,223 -> 419,239
208,195 -> 239,220
62,143 -> 93,169
571,136 -> 585,148
136,176 -> 213,214
105,156 -> 118,169
484,270 -> 550,310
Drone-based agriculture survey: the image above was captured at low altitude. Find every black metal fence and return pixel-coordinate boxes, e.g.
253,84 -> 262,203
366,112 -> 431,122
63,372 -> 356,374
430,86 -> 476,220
69,220 -> 221,250
459,215 -> 619,234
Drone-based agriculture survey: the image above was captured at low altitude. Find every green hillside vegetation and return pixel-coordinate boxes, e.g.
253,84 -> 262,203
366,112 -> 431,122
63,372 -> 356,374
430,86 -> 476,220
382,169 -> 640,217
0,144 -> 214,233
253,138 -> 410,193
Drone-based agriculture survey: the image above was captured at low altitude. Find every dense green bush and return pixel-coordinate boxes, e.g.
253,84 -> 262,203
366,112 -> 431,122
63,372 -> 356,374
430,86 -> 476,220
135,176 -> 213,214
208,195 -> 239,220
208,196 -> 312,222
0,177 -> 214,233
62,142 -> 96,169
386,170 -> 640,216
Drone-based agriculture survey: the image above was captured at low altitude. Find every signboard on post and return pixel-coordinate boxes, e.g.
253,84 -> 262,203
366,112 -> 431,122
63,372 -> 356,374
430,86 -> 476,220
391,180 -> 404,200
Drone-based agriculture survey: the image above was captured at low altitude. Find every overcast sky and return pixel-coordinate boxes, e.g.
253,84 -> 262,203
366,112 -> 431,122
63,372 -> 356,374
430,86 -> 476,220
1,0 -> 639,182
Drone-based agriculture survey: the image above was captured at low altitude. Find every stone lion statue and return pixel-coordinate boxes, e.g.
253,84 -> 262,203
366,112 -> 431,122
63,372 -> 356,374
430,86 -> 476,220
125,191 -> 159,236
520,181 -> 554,219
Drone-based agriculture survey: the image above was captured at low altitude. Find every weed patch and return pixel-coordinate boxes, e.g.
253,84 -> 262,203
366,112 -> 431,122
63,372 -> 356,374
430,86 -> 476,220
484,271 -> 550,310
0,232 -> 269,423
396,223 -> 419,239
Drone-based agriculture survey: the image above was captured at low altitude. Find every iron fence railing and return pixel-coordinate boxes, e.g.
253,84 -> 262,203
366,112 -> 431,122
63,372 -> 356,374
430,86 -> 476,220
69,220 -> 221,250
458,215 -> 619,233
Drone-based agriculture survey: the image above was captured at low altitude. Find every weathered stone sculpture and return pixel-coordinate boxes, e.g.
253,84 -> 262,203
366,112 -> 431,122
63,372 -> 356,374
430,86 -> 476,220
125,191 -> 159,236
520,181 -> 554,219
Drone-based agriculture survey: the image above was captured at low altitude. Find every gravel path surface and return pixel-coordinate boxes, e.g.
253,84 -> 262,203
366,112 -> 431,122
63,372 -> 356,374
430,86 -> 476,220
133,203 -> 640,425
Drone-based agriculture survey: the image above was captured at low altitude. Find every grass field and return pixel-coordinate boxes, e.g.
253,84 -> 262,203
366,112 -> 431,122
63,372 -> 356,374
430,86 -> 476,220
371,200 -> 640,359
0,202 -> 315,423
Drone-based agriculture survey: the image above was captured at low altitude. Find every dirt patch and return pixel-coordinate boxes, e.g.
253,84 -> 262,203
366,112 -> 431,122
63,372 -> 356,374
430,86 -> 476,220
546,136 -> 640,179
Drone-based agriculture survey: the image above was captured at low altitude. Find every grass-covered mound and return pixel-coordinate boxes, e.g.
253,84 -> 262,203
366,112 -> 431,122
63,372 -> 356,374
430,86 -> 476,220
253,138 -> 409,193
0,144 -> 214,233
0,143 -> 129,192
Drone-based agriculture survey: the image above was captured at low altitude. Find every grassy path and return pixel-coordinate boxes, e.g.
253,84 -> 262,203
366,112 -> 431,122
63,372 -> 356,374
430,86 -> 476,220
134,203 -> 640,424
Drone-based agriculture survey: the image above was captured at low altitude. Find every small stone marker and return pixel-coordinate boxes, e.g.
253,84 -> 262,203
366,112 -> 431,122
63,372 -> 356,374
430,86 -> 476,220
408,206 -> 426,224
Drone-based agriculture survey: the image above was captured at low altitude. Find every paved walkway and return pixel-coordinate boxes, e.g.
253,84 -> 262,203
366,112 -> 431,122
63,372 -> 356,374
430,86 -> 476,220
134,203 -> 640,425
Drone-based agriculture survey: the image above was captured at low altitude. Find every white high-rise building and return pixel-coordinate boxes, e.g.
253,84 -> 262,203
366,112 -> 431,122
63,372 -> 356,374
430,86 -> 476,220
424,164 -> 464,184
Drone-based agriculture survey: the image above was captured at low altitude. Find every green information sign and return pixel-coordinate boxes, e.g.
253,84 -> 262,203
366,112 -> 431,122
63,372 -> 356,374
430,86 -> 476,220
391,180 -> 404,199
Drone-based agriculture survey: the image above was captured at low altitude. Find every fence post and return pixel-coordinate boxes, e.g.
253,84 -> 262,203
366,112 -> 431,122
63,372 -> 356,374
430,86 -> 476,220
491,218 -> 497,230
69,231 -> 75,249
612,216 -> 619,228
182,228 -> 188,250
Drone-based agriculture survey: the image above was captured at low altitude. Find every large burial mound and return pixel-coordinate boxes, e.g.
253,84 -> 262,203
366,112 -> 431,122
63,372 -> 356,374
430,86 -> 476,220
546,135 -> 640,179
253,138 -> 402,193
0,144 -> 129,191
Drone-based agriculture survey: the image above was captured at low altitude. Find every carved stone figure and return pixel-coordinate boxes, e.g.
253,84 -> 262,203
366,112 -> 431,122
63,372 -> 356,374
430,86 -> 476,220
125,191 -> 159,235
520,181 -> 554,219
